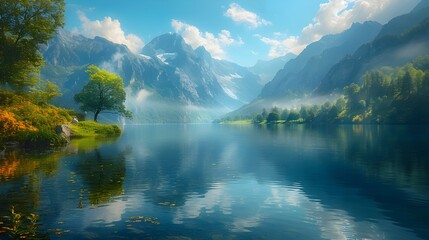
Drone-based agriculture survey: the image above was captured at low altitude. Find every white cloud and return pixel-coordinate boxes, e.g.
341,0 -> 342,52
225,3 -> 271,28
171,19 -> 242,59
259,0 -> 419,58
259,36 -> 303,59
76,11 -> 144,53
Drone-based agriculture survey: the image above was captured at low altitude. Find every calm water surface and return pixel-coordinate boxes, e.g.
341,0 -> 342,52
0,124 -> 428,239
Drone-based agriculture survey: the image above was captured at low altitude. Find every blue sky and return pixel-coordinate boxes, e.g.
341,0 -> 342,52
65,0 -> 419,66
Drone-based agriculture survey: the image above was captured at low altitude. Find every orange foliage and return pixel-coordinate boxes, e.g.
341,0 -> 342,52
0,110 -> 37,138
0,90 -> 72,141
0,158 -> 20,180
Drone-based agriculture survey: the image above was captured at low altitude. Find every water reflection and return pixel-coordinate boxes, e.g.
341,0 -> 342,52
0,125 -> 428,239
74,148 -> 126,205
0,137 -> 122,239
120,124 -> 429,239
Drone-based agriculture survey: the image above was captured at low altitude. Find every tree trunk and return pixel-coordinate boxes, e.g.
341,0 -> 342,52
94,110 -> 100,122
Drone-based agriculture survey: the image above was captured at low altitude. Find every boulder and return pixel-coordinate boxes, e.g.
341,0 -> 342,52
55,124 -> 71,143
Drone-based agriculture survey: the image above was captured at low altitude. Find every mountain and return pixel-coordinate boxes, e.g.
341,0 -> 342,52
376,0 -> 429,38
259,21 -> 382,99
316,0 -> 429,94
41,28 -> 147,106
139,34 -> 261,107
224,21 -> 383,117
249,54 -> 296,85
41,30 -> 262,122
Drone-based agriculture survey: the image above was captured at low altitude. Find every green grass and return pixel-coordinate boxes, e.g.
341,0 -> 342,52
70,121 -> 122,138
220,120 -> 253,125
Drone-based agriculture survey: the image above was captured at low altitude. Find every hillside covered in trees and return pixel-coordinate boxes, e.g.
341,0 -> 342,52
218,56 -> 429,125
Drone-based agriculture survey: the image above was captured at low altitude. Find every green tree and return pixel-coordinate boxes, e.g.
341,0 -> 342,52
31,80 -> 61,104
287,110 -> 300,122
0,0 -> 65,89
266,112 -> 280,123
299,105 -> 309,121
253,114 -> 264,123
280,109 -> 289,120
271,106 -> 280,114
307,105 -> 320,122
344,83 -> 362,114
261,108 -> 268,119
74,65 -> 132,122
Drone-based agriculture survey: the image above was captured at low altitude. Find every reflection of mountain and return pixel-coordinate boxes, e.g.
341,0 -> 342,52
123,125 -> 241,206
122,125 -> 429,239
0,125 -> 428,238
253,125 -> 429,240
41,30 -> 262,122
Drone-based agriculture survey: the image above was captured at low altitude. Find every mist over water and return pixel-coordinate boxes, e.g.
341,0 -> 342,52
125,88 -> 234,123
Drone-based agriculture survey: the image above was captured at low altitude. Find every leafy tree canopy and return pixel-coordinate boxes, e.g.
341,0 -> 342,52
266,112 -> 280,123
0,0 -> 65,89
74,65 -> 132,122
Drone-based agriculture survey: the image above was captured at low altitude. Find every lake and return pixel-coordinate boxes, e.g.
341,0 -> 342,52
1,124 -> 428,240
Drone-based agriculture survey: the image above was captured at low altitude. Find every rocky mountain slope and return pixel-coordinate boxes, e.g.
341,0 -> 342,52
41,30 -> 262,122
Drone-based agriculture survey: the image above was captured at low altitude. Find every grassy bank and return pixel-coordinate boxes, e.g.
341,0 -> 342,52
70,121 -> 121,138
0,90 -> 72,147
0,90 -> 121,147
219,120 -> 253,125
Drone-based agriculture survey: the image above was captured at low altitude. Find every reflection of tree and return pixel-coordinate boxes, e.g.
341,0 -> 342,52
0,149 -> 64,239
258,125 -> 429,240
0,150 -> 62,181
339,126 -> 429,194
75,148 -> 126,205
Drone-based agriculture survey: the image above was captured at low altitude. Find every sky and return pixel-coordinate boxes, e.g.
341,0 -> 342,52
65,0 -> 420,67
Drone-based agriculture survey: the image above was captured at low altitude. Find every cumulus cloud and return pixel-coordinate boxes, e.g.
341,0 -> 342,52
171,19 -> 243,59
76,11 -> 144,53
259,0 -> 419,58
225,3 -> 271,28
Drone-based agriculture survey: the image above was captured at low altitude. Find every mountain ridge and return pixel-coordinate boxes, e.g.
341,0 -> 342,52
315,1 -> 429,94
41,30 -> 263,122
259,21 -> 382,99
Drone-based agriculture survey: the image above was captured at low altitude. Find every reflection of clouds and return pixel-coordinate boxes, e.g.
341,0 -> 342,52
55,199 -> 128,232
171,178 -> 421,239
219,144 -> 238,164
266,184 -> 367,240
231,214 -> 261,232
264,185 -> 420,240
264,185 -> 302,207
173,183 -> 232,224
82,200 -> 126,224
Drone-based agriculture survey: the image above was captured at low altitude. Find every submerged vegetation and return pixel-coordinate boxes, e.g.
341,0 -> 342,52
219,56 -> 429,125
0,207 -> 48,239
